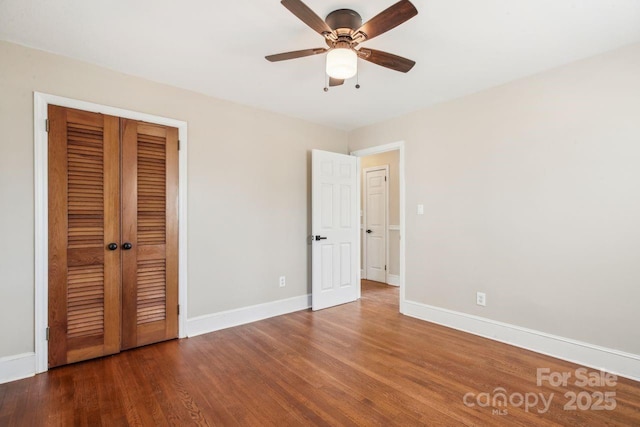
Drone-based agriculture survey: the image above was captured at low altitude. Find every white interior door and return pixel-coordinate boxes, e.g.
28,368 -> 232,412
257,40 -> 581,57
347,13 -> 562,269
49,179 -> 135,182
364,167 -> 388,283
312,149 -> 359,311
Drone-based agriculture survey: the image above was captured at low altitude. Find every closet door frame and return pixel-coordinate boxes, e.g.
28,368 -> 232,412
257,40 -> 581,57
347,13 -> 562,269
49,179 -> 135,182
34,92 -> 188,374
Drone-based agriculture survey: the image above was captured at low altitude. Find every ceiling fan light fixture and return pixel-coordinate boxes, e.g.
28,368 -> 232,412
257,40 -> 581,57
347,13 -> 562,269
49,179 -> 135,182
326,48 -> 357,79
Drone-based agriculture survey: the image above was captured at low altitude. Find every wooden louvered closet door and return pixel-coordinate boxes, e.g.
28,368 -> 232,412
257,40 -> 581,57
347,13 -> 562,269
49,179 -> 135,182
48,106 -> 121,368
48,106 -> 178,367
121,119 -> 178,349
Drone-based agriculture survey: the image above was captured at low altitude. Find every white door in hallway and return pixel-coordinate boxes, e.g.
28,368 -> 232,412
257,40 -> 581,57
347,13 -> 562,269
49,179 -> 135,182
364,167 -> 387,283
311,149 -> 359,310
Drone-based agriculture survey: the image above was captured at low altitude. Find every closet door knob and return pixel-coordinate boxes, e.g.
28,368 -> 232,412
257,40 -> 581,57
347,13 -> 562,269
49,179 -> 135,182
107,243 -> 118,250
122,242 -> 133,250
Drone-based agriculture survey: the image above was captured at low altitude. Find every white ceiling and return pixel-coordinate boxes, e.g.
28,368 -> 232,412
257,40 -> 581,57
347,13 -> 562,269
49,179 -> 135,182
2,0 -> 640,130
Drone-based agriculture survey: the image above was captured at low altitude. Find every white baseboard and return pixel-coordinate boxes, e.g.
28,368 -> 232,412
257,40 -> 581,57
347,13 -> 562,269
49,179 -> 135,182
361,269 -> 365,280
386,274 -> 400,286
0,352 -> 36,384
187,294 -> 311,337
403,300 -> 640,382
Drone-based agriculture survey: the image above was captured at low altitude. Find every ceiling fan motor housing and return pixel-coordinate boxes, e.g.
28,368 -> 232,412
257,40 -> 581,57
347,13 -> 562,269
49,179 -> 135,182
325,9 -> 362,32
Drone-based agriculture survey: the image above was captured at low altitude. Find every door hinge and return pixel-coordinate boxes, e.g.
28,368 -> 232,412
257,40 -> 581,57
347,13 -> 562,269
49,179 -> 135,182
177,304 -> 180,315
46,327 -> 50,341
385,176 -> 387,182
385,265 -> 387,271
45,119 -> 49,132
177,140 -> 180,151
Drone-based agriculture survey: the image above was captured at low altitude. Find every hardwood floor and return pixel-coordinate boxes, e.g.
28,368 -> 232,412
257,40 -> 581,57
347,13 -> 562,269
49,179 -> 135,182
1,280 -> 639,426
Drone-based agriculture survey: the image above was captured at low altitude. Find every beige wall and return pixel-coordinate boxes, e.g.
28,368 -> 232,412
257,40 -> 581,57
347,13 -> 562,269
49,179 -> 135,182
0,41 -> 347,358
349,43 -> 640,355
3,38 -> 639,360
360,151 -> 400,276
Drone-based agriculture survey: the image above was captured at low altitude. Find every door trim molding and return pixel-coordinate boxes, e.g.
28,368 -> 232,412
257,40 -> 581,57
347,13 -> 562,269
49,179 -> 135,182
350,141 -> 406,312
362,165 -> 389,284
33,92 -> 189,374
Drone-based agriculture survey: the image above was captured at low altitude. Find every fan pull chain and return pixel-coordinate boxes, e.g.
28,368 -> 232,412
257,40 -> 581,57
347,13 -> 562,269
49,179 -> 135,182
323,57 -> 329,92
355,71 -> 361,89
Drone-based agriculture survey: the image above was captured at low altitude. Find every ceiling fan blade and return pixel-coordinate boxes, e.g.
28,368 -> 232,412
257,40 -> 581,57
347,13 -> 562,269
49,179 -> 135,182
358,48 -> 415,72
265,48 -> 328,62
329,77 -> 344,87
356,0 -> 418,41
281,0 -> 333,36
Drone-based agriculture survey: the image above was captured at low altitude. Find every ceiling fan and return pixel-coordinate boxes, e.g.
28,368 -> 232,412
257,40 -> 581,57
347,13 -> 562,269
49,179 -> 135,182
266,0 -> 418,89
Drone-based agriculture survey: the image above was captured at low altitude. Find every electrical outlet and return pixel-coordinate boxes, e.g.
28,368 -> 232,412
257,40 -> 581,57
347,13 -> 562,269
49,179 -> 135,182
279,276 -> 286,287
476,292 -> 486,307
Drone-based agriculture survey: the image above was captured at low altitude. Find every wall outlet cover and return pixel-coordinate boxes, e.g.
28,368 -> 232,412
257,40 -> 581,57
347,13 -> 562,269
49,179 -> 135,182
476,292 -> 486,306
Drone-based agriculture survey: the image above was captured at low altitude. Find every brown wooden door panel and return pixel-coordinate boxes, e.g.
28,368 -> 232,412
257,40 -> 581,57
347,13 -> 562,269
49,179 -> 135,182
48,107 -> 178,367
48,105 -> 121,368
121,119 -> 179,349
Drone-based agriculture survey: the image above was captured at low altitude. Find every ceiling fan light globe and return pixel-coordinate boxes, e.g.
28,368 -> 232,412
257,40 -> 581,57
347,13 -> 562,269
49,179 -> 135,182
326,48 -> 357,79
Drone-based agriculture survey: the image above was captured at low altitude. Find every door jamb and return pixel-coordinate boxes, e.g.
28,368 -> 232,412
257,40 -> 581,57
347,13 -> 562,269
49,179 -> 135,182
362,165 -> 389,284
34,92 -> 189,373
350,141 -> 406,313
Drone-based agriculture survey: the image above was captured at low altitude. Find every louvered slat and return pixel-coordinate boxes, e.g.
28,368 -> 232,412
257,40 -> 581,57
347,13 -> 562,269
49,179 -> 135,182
67,121 -> 104,249
136,260 -> 166,325
66,120 -> 105,337
67,265 -> 104,338
137,138 -> 166,245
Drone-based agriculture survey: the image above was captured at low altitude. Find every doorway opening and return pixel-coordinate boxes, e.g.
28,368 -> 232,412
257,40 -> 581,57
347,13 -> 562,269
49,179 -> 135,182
351,142 -> 406,312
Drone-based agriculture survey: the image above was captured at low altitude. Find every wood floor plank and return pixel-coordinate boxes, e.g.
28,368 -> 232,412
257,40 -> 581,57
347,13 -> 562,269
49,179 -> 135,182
1,280 -> 639,426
